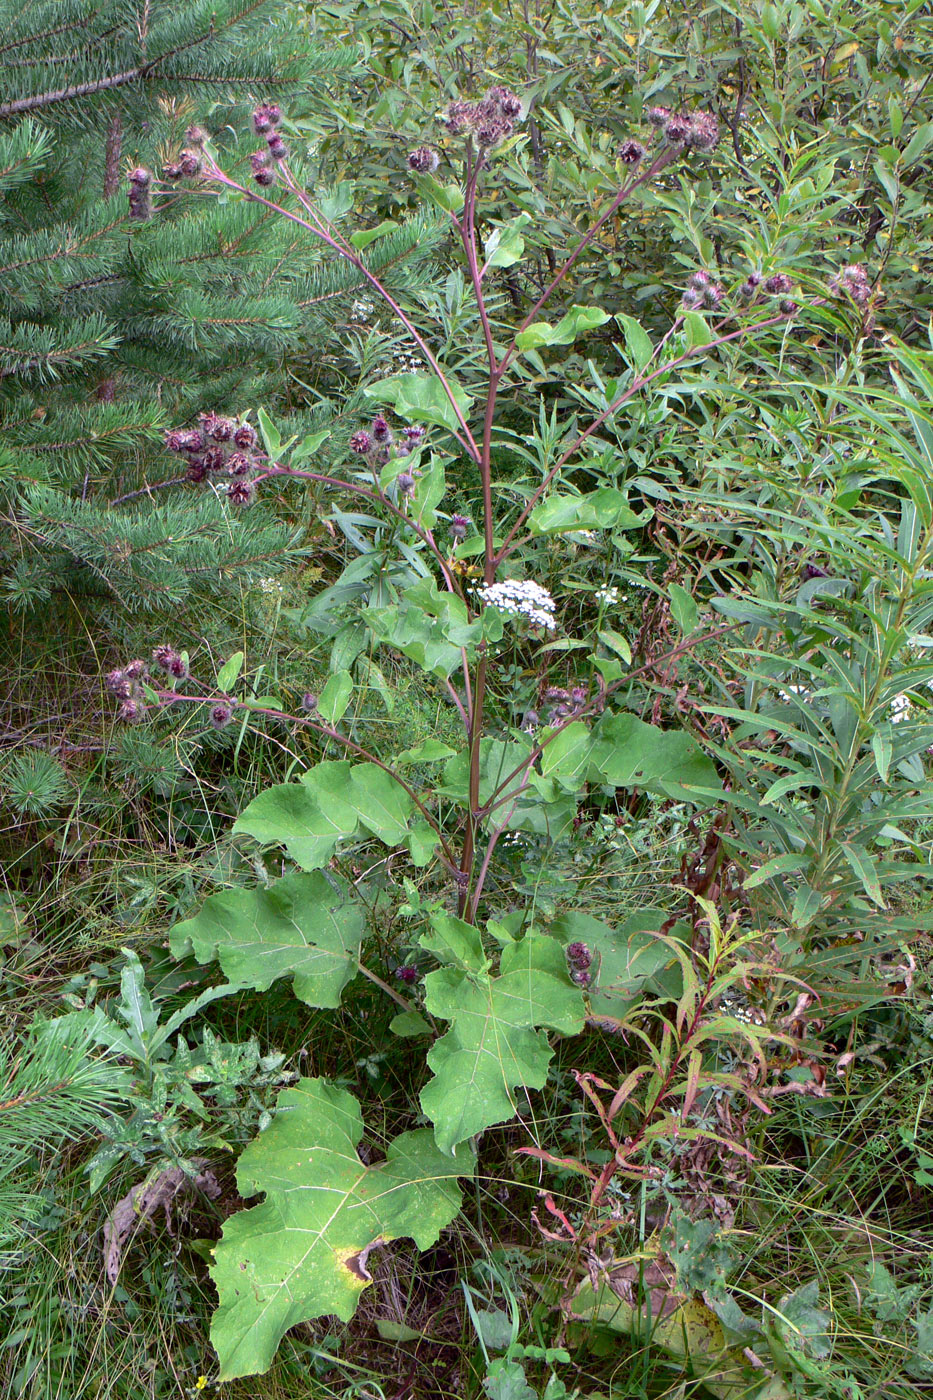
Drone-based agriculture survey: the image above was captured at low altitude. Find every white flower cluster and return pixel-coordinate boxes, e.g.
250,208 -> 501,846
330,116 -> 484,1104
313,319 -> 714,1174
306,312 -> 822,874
350,297 -> 375,323
477,578 -> 557,630
890,693 -> 912,723
255,575 -> 284,596
595,586 -> 620,606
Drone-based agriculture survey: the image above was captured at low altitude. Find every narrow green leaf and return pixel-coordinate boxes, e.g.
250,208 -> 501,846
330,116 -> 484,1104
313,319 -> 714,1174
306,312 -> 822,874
317,670 -> 353,726
840,842 -> 886,908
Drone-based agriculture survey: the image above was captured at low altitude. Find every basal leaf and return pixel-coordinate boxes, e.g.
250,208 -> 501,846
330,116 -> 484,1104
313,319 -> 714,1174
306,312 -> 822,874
169,871 -> 364,1007
210,1078 -> 473,1378
420,933 -> 584,1153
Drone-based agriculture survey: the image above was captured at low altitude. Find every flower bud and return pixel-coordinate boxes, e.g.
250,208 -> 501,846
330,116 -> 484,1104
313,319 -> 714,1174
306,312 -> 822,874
118,698 -> 144,723
371,415 -> 392,444
301,692 -> 318,712
127,167 -> 152,220
254,168 -> 275,187
185,125 -> 210,147
397,472 -> 416,495
779,298 -> 798,315
267,133 -> 288,161
764,273 -> 793,295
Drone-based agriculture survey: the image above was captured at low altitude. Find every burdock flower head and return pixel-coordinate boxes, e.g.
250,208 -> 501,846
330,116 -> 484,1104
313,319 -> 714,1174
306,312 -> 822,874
618,139 -> 646,166
408,146 -> 440,173
396,472 -> 416,496
566,941 -> 593,987
450,514 -> 470,542
178,147 -> 202,177
682,269 -> 722,310
763,273 -> 793,296
252,103 -> 282,136
127,167 -> 152,220
227,479 -> 255,506
152,645 -> 189,681
830,263 -> 871,307
350,430 -> 373,455
647,107 -> 719,154
371,415 -> 393,444
209,702 -> 234,730
249,150 -> 274,187
234,422 -> 258,449
442,86 -> 523,149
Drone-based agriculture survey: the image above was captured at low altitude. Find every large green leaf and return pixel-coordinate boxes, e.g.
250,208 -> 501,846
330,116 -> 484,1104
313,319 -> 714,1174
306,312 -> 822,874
234,761 -> 360,869
363,370 -> 473,433
210,1078 -> 474,1378
420,928 -> 584,1154
590,714 -> 720,801
549,908 -> 687,1023
170,871 -> 364,1007
528,487 -> 643,536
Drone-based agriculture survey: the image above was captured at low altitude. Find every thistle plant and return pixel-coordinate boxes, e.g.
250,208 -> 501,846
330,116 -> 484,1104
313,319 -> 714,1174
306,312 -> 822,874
107,88 -> 842,1380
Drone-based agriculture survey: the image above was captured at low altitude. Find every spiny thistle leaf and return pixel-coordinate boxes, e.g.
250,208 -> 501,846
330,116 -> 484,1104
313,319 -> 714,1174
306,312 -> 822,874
209,1078 -> 474,1379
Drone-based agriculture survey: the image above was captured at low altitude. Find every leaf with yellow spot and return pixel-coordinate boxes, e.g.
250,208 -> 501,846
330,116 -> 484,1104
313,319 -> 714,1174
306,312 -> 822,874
210,1078 -> 474,1379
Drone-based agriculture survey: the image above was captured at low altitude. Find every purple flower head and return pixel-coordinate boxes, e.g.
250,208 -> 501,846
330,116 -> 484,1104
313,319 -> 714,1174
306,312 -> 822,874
127,169 -> 152,220
646,106 -> 671,128
450,514 -> 469,541
207,415 -> 236,443
178,148 -> 202,177
162,162 -> 183,181
663,114 -> 692,144
128,167 -> 151,187
618,139 -> 646,165
371,416 -> 392,444
802,562 -> 828,581
779,298 -> 798,316
301,692 -> 318,712
395,965 -> 419,984
831,263 -> 871,307
234,422 -> 258,449
683,111 -> 719,152
203,446 -> 227,472
402,425 -> 426,444
210,702 -> 233,731
227,479 -> 255,506
186,457 -> 209,483
267,133 -> 288,161
226,451 -> 252,477
570,685 -> 588,706
185,125 -> 209,148
444,100 -> 479,135
254,168 -> 275,187
397,472 -> 416,495
764,273 -> 793,295
168,654 -> 189,681
118,699 -> 144,723
152,645 -> 180,672
408,146 -> 441,173
124,659 -> 148,681
106,669 -> 131,697
249,150 -> 270,174
350,430 -> 373,455
252,103 -> 282,136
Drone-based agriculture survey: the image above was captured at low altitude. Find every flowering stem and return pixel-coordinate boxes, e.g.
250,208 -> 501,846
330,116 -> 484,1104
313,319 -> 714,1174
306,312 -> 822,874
200,155 -> 480,462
